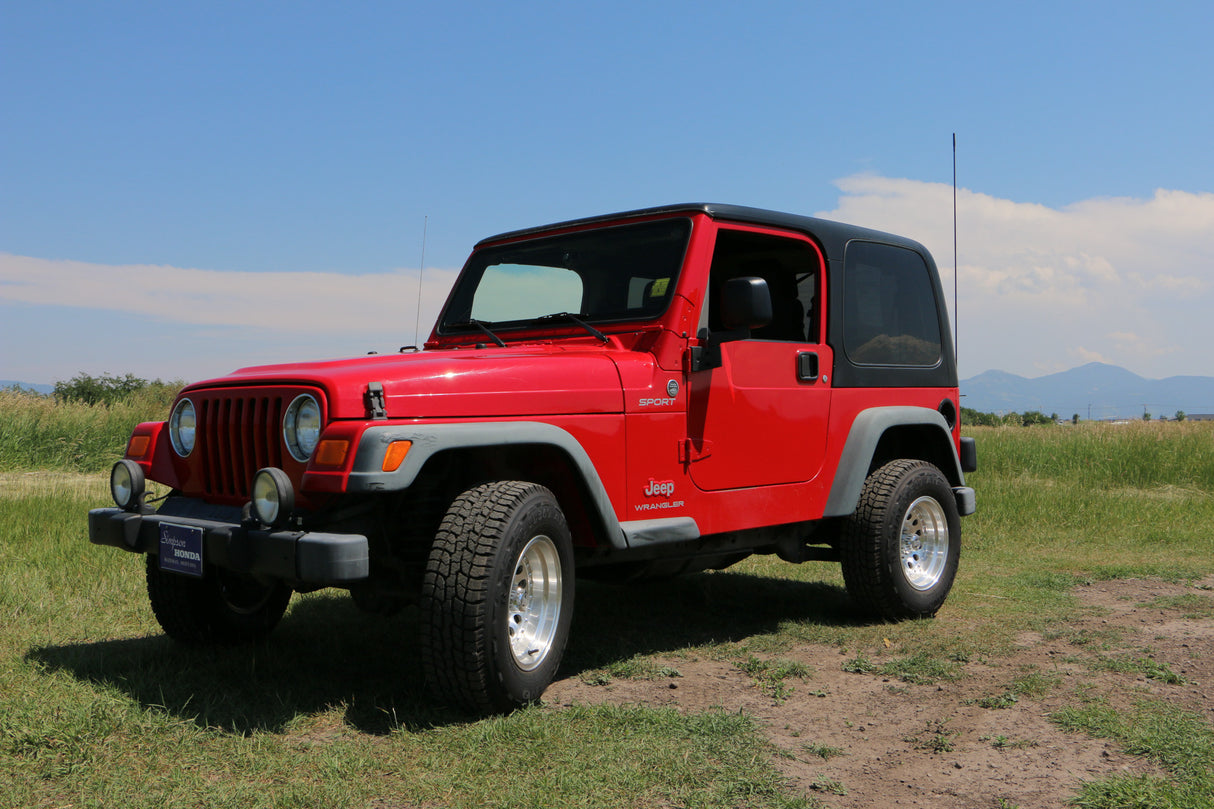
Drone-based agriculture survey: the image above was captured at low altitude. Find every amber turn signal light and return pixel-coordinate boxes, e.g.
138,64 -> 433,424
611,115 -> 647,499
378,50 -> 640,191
381,440 -> 412,472
126,435 -> 151,460
314,439 -> 350,467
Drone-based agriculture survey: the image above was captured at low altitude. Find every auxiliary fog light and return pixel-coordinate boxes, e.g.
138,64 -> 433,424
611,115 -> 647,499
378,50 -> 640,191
110,459 -> 146,510
251,468 -> 295,528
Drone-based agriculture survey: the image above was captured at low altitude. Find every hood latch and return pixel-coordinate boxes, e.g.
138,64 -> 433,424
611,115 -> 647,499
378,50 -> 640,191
365,382 -> 388,420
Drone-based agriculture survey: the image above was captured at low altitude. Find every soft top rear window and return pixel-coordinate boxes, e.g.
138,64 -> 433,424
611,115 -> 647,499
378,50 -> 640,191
843,241 -> 942,367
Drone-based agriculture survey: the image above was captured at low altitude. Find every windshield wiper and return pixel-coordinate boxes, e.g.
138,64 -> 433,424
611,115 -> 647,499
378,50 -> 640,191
535,312 -> 608,342
448,319 -> 507,347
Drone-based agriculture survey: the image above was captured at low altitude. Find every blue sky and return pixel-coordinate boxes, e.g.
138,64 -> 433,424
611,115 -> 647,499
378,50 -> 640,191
3,1 -> 1213,385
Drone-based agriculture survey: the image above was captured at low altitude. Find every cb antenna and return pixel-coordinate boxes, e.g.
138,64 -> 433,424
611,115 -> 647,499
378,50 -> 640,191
413,215 -> 428,348
952,134 -> 959,368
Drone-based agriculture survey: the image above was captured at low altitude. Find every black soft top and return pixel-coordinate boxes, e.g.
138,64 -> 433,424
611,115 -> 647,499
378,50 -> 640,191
478,203 -> 955,390
476,203 -> 930,264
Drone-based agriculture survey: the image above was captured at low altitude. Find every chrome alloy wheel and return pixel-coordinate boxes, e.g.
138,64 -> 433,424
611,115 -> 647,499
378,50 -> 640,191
899,496 -> 950,591
506,534 -> 564,671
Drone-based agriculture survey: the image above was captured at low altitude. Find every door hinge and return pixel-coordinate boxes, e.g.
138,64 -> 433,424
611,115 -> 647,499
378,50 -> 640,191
679,438 -> 713,463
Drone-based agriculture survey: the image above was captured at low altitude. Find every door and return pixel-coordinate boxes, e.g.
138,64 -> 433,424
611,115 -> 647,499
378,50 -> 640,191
685,225 -> 833,492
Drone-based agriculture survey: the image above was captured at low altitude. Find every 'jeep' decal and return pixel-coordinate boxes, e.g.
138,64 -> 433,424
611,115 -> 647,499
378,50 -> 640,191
644,478 -> 675,498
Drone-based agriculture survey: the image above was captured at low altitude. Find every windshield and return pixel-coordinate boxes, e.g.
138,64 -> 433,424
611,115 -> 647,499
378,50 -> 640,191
439,218 -> 691,334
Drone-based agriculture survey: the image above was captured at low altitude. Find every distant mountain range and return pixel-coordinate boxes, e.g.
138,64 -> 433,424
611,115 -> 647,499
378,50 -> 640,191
961,363 -> 1214,421
1,379 -> 54,395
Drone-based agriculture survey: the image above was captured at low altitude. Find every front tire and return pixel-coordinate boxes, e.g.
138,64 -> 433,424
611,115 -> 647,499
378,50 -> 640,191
420,481 -> 574,713
145,555 -> 292,643
840,460 -> 960,620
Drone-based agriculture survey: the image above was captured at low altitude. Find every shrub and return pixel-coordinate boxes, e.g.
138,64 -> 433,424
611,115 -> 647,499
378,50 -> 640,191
53,373 -> 171,406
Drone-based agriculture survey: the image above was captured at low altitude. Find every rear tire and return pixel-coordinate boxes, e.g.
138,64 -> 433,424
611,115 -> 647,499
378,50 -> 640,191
145,555 -> 292,643
840,460 -> 960,620
420,481 -> 574,713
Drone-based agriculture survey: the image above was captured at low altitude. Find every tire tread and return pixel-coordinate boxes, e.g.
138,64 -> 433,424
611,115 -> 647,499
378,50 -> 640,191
840,459 -> 959,621
145,555 -> 290,644
420,481 -> 569,713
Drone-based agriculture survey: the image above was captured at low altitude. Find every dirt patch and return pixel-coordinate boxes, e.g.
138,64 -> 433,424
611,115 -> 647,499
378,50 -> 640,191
544,577 -> 1214,808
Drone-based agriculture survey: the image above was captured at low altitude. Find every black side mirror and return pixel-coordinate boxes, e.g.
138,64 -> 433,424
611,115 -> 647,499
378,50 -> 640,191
720,276 -> 773,330
688,277 -> 774,372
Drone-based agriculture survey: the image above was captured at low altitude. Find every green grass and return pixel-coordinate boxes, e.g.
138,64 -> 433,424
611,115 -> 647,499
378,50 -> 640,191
1053,699 -> 1214,809
969,666 -> 1063,710
903,719 -> 960,754
3,415 -> 1214,806
2,481 -> 816,809
580,655 -> 683,685
1144,592 -> 1214,619
841,650 -> 962,684
982,734 -> 1038,750
737,655 -> 812,704
1085,654 -> 1191,684
801,742 -> 845,761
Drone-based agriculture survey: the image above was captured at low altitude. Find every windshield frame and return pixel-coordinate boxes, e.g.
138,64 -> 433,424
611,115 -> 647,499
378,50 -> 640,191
435,216 -> 693,339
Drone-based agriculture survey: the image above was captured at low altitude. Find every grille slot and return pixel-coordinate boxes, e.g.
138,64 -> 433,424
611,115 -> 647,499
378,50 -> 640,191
196,392 -> 288,499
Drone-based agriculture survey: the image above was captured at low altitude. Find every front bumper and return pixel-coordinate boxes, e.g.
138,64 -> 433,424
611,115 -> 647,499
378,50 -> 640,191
88,507 -> 370,584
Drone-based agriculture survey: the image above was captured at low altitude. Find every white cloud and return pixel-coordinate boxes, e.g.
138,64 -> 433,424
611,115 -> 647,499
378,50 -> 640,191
1073,346 -> 1110,366
817,177 -> 1214,378
0,255 -> 459,383
0,254 -> 457,336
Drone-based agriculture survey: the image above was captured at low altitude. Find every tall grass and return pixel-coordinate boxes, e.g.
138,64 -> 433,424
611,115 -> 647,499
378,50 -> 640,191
961,421 -> 1214,586
0,386 -> 179,472
970,420 -> 1214,490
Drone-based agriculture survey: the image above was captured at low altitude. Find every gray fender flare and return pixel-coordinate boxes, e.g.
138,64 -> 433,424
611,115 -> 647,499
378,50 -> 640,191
822,407 -> 967,518
345,421 -> 633,550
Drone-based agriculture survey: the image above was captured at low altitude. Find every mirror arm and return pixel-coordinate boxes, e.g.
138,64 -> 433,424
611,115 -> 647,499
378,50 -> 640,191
688,327 -> 750,372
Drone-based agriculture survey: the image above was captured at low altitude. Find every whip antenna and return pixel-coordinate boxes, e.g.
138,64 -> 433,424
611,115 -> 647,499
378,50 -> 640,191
952,134 -> 959,367
413,215 -> 428,347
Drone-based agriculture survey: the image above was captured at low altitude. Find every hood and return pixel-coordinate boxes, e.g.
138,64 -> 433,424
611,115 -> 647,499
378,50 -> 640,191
186,346 -> 626,419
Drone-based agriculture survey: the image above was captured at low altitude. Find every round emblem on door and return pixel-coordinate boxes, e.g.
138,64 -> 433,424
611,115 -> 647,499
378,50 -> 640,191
666,379 -> 680,398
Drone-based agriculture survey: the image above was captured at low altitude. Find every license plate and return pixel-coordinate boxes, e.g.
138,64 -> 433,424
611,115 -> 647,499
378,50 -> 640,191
159,522 -> 204,577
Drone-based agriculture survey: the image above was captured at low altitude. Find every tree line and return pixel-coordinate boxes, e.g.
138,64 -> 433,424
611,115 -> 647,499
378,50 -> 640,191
963,407 -> 1188,426
5,373 -> 180,407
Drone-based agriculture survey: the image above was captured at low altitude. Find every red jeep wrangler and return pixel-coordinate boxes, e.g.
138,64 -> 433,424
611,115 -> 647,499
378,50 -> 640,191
90,203 -> 976,712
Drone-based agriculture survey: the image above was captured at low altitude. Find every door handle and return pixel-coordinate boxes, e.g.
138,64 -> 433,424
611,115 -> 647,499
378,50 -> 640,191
797,351 -> 819,382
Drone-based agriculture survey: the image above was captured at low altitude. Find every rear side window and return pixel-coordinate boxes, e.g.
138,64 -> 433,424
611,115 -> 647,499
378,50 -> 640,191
843,242 -> 942,366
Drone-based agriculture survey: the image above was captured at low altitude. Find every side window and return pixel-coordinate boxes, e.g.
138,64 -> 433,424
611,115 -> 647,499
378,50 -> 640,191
707,229 -> 821,342
843,242 -> 941,366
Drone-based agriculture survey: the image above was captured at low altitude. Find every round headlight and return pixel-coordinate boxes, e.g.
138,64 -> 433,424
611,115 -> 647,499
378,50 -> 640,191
110,459 -> 145,510
251,467 -> 294,527
283,394 -> 322,462
169,398 -> 196,457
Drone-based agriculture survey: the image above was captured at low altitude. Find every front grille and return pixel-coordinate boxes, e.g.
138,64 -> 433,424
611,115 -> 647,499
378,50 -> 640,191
193,390 -> 290,499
